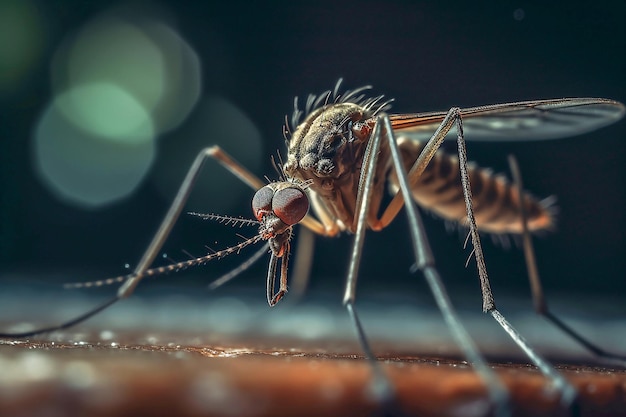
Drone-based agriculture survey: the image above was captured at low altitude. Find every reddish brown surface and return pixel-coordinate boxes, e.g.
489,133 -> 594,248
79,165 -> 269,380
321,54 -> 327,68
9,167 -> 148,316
1,333 -> 625,417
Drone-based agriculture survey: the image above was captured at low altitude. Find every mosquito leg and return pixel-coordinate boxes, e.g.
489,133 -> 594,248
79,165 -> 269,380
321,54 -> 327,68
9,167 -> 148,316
508,155 -> 626,367
339,117 -> 396,405
453,122 -> 578,409
0,297 -> 119,338
0,146 -> 296,338
355,109 -> 509,414
379,114 -> 511,416
119,147 -> 247,297
342,114 -> 509,416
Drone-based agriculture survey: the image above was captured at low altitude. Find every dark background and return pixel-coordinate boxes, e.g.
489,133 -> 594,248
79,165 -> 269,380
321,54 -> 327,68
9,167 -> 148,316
0,1 -> 624,310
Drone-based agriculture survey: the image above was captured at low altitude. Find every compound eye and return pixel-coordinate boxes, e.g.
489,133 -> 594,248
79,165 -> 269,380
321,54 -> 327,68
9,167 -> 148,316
252,185 -> 274,221
272,187 -> 309,225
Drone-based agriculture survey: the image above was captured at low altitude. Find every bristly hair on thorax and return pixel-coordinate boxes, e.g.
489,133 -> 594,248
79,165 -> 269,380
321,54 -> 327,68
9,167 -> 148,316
282,79 -> 394,142
268,151 -> 314,190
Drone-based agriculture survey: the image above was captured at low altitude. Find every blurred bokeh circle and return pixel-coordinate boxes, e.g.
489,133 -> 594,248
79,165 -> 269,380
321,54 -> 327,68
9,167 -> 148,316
32,10 -> 203,208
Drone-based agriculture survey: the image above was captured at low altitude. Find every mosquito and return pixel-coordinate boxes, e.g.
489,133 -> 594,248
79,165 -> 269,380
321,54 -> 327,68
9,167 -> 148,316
1,80 -> 624,417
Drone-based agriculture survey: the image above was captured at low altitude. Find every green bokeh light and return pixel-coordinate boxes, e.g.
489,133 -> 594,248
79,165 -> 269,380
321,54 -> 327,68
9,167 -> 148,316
63,18 -> 166,115
57,82 -> 154,144
33,87 -> 156,208
51,14 -> 201,136
32,9 -> 203,208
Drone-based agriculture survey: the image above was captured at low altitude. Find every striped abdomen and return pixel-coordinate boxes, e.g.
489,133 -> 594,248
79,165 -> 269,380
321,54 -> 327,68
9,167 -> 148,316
389,137 -> 554,234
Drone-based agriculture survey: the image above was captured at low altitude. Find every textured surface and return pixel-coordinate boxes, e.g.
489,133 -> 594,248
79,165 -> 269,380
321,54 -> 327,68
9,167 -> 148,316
1,338 -> 625,417
1,289 -> 625,417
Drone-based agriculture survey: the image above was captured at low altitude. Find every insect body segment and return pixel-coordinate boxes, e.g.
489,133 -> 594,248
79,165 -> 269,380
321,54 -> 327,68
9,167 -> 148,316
283,87 -> 556,238
390,137 -> 554,234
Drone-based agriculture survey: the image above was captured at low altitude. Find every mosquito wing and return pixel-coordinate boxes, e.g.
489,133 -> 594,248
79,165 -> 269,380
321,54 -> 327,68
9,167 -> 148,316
389,98 -> 625,141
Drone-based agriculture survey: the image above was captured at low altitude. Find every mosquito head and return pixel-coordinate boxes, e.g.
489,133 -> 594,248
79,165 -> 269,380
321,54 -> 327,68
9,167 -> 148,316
251,181 -> 309,306
186,182 -> 309,306
252,181 -> 309,255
